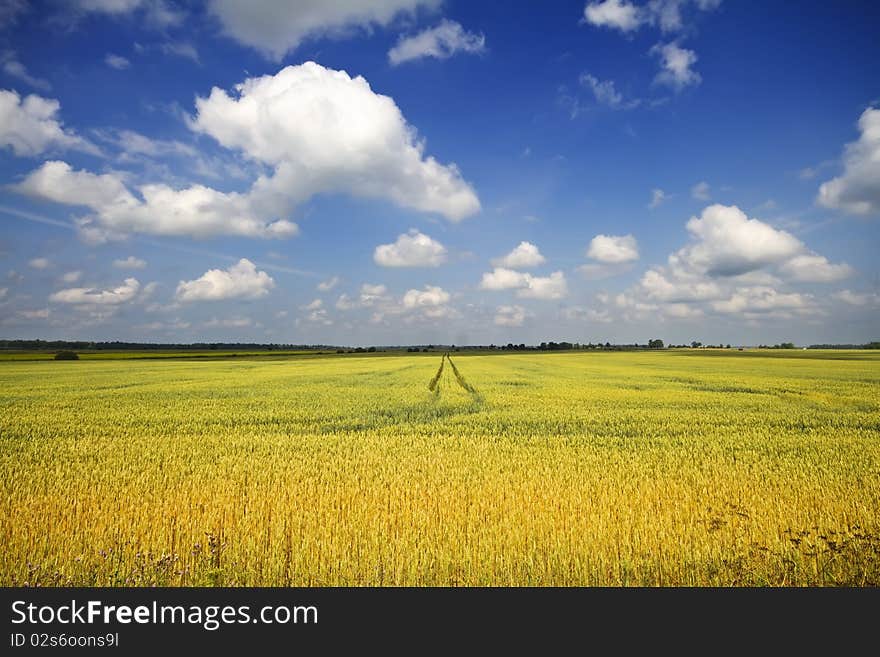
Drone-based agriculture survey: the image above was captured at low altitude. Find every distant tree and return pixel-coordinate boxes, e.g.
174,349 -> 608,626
691,341 -> 702,348
865,342 -> 880,350
367,346 -> 376,352
648,339 -> 664,349
54,351 -> 79,360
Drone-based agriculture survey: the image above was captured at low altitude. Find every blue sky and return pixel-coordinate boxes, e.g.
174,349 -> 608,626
1,0 -> 878,346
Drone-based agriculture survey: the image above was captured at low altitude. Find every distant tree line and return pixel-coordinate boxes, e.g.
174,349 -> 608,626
4,338 -> 877,353
0,340 -> 337,351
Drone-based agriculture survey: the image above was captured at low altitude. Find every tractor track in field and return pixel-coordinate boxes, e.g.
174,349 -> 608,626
427,353 -> 482,402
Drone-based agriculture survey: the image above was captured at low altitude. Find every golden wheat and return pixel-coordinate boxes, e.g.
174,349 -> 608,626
1,350 -> 878,586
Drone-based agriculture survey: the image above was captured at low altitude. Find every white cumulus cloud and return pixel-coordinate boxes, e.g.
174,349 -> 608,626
480,268 -> 568,299
583,0 -> 721,35
618,203 -> 850,319
16,63 -> 479,242
586,234 -> 639,263
388,19 -> 485,65
191,62 -> 480,223
711,286 -> 815,315
14,160 -> 298,242
480,267 -> 529,290
0,90 -> 98,156
402,285 -> 450,309
374,229 -> 447,267
583,0 -> 641,32
663,302 -> 704,319
175,258 -> 274,302
674,204 -> 803,277
50,277 -> 140,305
28,257 -> 50,269
640,268 -> 723,302
491,241 -> 546,269
518,271 -> 568,300
778,254 -> 852,283
651,42 -> 701,90
817,107 -> 880,216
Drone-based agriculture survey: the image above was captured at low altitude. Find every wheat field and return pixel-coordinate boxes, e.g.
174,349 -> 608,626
1,350 -> 878,586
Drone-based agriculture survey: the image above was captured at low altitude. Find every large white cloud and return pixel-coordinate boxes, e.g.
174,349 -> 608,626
15,63 -> 477,241
388,19 -> 485,65
491,241 -> 546,269
675,204 -> 804,277
15,160 -> 298,242
175,259 -> 274,302
0,90 -> 97,156
191,62 -> 480,222
16,160 -> 131,207
608,203 -> 850,320
817,107 -> 880,216
50,277 -> 140,305
586,234 -> 639,264
208,0 -> 439,61
374,229 -> 447,267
